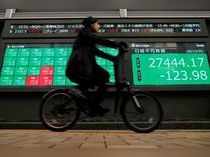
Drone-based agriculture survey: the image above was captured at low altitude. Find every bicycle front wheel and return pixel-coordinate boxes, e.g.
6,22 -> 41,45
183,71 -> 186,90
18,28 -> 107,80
121,92 -> 162,133
40,92 -> 80,131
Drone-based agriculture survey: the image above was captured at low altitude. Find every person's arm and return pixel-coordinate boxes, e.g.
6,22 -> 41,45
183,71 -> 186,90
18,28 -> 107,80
94,48 -> 116,62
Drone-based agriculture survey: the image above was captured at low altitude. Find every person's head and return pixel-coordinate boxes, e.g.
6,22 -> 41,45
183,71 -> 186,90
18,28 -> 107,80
82,16 -> 100,32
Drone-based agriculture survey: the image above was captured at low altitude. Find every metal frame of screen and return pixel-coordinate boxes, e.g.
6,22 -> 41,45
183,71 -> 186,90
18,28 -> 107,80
1,18 -> 208,39
0,38 -> 210,92
123,38 -> 210,91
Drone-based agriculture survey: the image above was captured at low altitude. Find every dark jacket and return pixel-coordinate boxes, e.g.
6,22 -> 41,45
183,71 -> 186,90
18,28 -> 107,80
66,28 -> 120,83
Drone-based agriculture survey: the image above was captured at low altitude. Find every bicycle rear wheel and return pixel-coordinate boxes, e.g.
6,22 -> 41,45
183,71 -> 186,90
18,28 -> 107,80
40,91 -> 80,131
121,92 -> 162,133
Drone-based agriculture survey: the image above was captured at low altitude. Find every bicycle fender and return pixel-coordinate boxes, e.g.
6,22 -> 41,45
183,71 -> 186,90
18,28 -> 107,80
42,89 -> 67,100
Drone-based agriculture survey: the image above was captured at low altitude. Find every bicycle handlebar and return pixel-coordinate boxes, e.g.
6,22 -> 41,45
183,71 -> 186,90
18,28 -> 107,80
118,41 -> 129,55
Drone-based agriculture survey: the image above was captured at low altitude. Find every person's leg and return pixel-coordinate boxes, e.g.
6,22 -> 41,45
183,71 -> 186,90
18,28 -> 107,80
78,81 -> 95,111
78,66 -> 110,116
92,66 -> 110,113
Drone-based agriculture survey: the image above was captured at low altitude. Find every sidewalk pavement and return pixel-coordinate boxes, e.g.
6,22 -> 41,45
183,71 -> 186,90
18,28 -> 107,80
0,129 -> 210,156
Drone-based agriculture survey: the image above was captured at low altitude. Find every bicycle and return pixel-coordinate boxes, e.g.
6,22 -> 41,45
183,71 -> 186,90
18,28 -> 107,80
40,48 -> 163,133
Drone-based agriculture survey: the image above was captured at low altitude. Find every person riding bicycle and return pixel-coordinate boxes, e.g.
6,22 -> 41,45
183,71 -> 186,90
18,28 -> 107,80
66,16 -> 128,117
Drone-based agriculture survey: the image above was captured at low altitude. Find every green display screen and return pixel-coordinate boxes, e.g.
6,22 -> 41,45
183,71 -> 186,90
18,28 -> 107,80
131,43 -> 210,85
0,44 -> 118,87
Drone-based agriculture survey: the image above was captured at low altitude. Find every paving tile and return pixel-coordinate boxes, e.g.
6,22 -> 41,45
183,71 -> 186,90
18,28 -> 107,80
81,143 -> 106,149
0,130 -> 210,150
108,144 -> 159,149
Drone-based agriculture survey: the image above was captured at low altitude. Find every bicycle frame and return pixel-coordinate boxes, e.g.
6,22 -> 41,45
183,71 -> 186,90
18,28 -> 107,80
112,49 -> 134,114
40,47 -> 162,133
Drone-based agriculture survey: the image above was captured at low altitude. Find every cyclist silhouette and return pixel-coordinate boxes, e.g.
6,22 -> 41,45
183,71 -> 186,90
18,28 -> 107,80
66,16 -> 128,117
